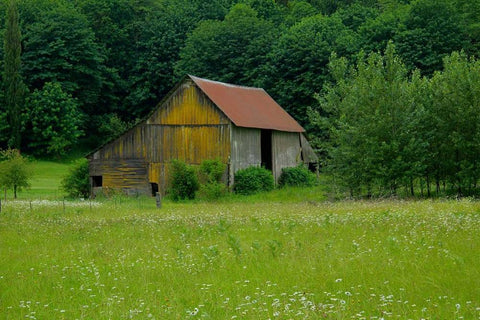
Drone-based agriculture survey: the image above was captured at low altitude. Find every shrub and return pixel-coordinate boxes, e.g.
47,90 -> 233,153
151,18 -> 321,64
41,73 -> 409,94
61,158 -> 90,198
197,159 -> 227,200
278,164 -> 317,188
233,166 -> 274,195
198,159 -> 226,184
169,160 -> 199,201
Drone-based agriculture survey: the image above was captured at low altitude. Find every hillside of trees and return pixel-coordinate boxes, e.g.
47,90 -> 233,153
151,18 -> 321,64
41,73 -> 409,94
0,0 -> 479,196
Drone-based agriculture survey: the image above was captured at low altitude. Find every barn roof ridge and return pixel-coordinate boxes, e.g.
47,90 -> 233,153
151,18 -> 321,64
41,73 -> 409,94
188,75 -> 264,91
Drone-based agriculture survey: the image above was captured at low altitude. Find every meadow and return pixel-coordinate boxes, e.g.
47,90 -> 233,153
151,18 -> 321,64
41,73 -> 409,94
1,162 -> 480,319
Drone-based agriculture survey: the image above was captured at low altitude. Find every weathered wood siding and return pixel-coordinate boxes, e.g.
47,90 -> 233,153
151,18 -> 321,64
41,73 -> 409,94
147,80 -> 230,126
230,126 -> 261,184
146,80 -> 231,192
146,125 -> 230,163
90,125 -> 148,160
272,131 -> 302,182
89,159 -> 149,194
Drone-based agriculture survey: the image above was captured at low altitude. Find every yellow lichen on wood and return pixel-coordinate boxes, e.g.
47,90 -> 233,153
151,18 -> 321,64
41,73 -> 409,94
149,83 -> 229,125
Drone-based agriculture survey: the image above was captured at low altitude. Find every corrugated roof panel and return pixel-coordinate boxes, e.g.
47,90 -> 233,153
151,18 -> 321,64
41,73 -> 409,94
190,75 -> 304,132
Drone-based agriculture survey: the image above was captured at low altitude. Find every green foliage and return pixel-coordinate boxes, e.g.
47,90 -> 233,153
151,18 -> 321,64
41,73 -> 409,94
261,13 -> 359,127
313,43 -> 428,196
233,166 -> 274,195
28,82 -> 83,157
427,51 -> 480,195
96,113 -> 132,144
282,1 -> 318,26
197,159 -> 227,200
61,158 -> 90,198
169,160 -> 199,201
394,0 -> 469,75
20,0 -> 106,116
198,159 -> 226,184
0,148 -> 32,198
278,164 -> 316,187
313,42 -> 480,198
3,0 -> 26,150
175,3 -> 278,86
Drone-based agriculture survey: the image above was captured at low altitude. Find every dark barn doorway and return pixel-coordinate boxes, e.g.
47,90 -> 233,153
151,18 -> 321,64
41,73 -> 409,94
261,130 -> 272,170
92,176 -> 103,187
150,183 -> 159,196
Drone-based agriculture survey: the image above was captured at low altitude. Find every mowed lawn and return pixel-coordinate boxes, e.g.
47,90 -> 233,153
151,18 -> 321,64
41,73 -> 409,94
1,197 -> 479,319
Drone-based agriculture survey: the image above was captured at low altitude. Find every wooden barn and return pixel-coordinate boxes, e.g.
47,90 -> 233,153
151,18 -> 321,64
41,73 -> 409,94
87,75 -> 318,196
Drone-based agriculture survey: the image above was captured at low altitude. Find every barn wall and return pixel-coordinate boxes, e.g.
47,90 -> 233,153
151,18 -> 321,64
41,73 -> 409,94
147,125 -> 231,193
272,131 -> 302,182
91,125 -> 148,160
146,80 -> 231,193
230,126 -> 261,185
89,159 -> 149,195
147,80 -> 230,125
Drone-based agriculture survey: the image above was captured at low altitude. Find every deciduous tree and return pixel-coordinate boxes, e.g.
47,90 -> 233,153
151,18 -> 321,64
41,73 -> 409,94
0,149 -> 32,199
28,82 -> 83,157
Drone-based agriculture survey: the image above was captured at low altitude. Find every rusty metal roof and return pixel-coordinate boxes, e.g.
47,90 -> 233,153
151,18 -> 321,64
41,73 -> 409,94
190,75 -> 305,132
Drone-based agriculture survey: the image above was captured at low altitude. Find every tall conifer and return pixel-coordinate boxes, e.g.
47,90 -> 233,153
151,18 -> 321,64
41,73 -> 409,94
3,0 -> 25,150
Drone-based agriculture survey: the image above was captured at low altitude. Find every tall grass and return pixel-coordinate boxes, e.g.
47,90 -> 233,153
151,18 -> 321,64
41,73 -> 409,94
1,198 -> 479,319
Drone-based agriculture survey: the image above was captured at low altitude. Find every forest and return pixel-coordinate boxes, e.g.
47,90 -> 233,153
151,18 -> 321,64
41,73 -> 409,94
0,0 -> 479,197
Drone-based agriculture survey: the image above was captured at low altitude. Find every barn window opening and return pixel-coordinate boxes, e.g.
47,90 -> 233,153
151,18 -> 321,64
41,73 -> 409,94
261,129 -> 272,171
92,176 -> 103,187
150,183 -> 159,196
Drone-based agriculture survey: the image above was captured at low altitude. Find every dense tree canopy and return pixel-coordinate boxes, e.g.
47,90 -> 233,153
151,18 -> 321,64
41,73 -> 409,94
175,4 -> 278,87
0,0 -> 478,197
313,44 -> 480,197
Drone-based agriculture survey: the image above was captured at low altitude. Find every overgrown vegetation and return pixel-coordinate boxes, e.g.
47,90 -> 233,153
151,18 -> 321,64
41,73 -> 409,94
197,159 -> 227,200
233,166 -> 274,195
278,164 -> 316,188
61,158 -> 90,198
169,159 -> 199,201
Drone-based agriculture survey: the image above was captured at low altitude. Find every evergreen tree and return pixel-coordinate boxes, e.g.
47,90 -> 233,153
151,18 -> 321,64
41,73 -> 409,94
3,0 -> 26,150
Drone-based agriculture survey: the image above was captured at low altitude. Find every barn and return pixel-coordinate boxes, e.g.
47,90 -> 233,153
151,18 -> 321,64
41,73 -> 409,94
87,75 -> 318,196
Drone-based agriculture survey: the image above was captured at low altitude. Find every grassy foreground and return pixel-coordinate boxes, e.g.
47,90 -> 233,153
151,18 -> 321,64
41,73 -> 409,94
1,198 -> 479,319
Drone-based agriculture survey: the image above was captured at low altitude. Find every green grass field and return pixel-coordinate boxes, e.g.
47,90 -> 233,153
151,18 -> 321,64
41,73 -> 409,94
1,162 -> 480,319
2,160 -> 71,200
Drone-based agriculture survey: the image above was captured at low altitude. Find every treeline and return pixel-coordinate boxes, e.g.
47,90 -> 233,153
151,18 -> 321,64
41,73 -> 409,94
0,0 -> 478,158
313,44 -> 480,197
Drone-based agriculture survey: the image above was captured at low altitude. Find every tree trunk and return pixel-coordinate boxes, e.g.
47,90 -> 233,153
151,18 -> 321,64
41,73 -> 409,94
14,184 -> 17,199
426,175 -> 431,197
410,177 -> 414,197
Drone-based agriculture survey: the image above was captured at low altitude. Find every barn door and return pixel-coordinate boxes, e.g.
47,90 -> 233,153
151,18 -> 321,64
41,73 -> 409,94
261,129 -> 272,171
